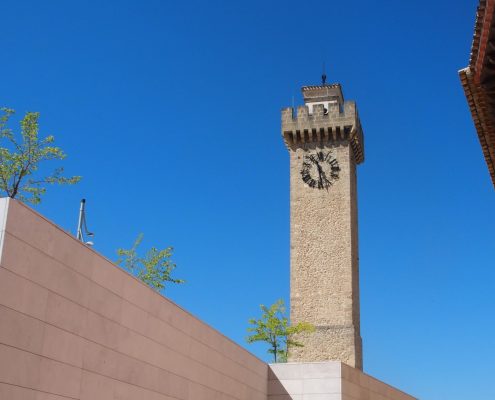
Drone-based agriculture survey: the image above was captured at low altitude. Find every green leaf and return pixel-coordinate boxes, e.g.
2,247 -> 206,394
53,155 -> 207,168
245,299 -> 315,363
0,107 -> 81,204
116,233 -> 184,292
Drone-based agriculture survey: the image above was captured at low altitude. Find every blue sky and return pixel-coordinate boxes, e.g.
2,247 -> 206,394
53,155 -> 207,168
2,0 -> 494,398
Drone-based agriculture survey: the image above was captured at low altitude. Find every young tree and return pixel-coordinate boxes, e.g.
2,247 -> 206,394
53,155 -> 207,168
246,299 -> 315,362
116,233 -> 184,292
0,108 -> 81,204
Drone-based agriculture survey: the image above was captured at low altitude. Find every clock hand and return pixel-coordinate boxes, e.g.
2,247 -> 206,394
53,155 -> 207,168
321,170 -> 331,185
316,163 -> 323,175
317,163 -> 323,184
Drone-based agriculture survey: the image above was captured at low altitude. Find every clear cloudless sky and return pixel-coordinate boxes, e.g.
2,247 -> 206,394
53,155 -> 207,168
2,0 -> 494,398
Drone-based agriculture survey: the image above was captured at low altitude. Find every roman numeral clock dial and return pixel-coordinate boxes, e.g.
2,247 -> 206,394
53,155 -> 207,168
300,151 -> 340,189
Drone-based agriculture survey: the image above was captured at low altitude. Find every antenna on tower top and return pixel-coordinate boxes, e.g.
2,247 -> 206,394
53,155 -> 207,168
321,62 -> 327,86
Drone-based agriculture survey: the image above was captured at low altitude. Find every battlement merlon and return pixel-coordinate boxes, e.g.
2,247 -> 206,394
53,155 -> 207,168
281,101 -> 365,164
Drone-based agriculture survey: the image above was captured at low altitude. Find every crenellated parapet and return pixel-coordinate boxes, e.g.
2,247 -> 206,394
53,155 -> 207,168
281,101 -> 365,164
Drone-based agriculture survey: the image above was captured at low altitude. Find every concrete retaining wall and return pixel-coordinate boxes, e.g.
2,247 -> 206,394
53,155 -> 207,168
0,198 -> 416,400
0,198 -> 267,400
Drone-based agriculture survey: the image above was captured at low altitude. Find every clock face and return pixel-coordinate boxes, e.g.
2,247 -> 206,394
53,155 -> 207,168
300,151 -> 340,189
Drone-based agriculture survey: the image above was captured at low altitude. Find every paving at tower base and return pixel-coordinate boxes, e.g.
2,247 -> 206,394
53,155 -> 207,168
0,82 -> 416,400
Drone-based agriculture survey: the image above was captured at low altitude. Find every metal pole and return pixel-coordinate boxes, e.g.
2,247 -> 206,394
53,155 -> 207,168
76,199 -> 86,241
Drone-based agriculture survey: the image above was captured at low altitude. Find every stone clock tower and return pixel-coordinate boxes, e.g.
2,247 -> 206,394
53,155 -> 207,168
282,83 -> 365,369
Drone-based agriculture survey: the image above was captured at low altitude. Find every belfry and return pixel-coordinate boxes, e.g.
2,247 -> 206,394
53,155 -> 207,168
282,82 -> 364,369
